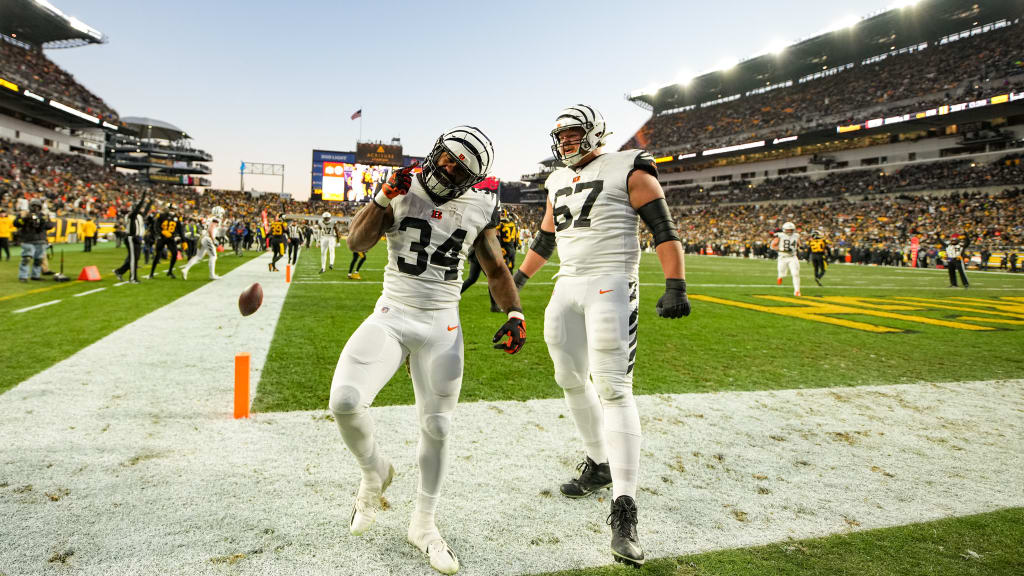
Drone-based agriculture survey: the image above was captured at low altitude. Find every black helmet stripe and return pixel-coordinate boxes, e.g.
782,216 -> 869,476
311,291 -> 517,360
576,104 -> 597,121
569,105 -> 594,124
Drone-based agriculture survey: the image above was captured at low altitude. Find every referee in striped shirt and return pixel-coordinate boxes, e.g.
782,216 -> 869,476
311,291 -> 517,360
945,235 -> 969,289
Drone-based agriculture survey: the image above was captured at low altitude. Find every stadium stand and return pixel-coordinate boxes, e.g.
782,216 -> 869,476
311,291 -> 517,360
0,33 -> 118,122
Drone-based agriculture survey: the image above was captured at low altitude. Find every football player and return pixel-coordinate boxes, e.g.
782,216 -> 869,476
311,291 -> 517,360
287,219 -> 303,265
460,207 -> 517,312
318,212 -> 338,274
513,105 -> 690,567
147,204 -> 183,279
347,249 -> 367,279
267,214 -> 287,272
772,222 -> 801,296
808,229 -> 829,286
329,126 -> 525,575
181,206 -> 223,280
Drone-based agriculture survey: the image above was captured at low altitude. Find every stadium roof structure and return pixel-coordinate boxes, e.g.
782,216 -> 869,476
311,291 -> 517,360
121,117 -> 191,141
0,0 -> 107,48
629,0 -> 1024,113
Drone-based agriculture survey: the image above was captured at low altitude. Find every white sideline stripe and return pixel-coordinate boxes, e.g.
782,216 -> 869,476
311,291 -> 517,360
113,281 -> 129,287
293,280 -> 1023,291
73,287 -> 107,298
11,299 -> 60,314
0,369 -> 1021,573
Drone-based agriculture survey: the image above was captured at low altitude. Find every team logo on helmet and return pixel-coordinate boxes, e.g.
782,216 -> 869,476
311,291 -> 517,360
550,104 -> 607,168
419,125 -> 494,205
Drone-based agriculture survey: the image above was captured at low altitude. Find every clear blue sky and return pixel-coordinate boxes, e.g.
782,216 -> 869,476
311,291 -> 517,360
48,0 -> 897,199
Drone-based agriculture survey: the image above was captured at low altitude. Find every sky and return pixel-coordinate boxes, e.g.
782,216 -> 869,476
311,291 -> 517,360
46,0 -> 899,200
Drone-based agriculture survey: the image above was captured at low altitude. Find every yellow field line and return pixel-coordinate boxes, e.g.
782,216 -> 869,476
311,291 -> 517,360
0,280 -> 83,302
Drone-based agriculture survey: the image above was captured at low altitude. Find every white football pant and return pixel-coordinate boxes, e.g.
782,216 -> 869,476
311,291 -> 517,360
182,237 -> 217,277
321,237 -> 336,269
329,297 -> 463,527
544,275 -> 641,500
777,255 -> 800,293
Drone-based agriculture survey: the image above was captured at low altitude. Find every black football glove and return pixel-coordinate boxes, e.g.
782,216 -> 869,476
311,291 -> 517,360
512,270 -> 530,292
656,278 -> 691,319
492,311 -> 526,354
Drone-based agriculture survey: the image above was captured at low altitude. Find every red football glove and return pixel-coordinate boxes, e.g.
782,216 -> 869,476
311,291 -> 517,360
380,162 -> 418,199
492,312 -> 526,354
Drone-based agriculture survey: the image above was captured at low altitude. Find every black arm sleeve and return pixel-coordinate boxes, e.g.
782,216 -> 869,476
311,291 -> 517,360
529,229 -> 556,260
636,198 -> 680,247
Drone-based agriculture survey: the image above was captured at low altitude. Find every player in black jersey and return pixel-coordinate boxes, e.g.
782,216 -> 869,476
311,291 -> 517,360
808,230 -> 830,286
268,215 -> 287,271
147,204 -> 183,279
460,208 -> 517,312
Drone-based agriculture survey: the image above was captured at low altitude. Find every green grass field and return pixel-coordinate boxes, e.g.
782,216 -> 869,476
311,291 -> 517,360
0,240 -> 248,393
540,508 -> 1023,576
253,249 -> 1024,412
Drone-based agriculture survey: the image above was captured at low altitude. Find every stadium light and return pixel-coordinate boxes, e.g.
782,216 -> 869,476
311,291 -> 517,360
715,57 -> 739,72
824,15 -> 860,34
765,39 -> 789,56
675,69 -> 694,86
889,0 -> 919,9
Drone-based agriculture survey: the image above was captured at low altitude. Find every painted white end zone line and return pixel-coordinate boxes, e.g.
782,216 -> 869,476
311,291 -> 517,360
73,287 -> 107,297
12,299 -> 60,314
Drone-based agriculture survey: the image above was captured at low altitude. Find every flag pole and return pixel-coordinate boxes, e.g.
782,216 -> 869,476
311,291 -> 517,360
359,106 -> 363,142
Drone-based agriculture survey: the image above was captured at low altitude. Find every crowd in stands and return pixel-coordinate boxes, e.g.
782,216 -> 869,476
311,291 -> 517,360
672,187 -> 1023,266
623,23 -> 1024,154
0,38 -> 118,122
664,154 -> 1024,205
2,136 -> 1020,276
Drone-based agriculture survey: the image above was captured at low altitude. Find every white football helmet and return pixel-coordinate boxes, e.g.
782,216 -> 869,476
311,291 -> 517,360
550,104 -> 607,168
419,125 -> 494,203
782,222 -> 796,232
322,212 -> 331,222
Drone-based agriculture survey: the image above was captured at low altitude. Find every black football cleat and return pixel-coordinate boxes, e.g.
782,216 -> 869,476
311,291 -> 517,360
814,277 -> 822,286
608,495 -> 644,567
560,456 -> 612,498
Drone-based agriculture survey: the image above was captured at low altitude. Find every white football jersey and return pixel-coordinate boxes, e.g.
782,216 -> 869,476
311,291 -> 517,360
383,177 -> 500,309
544,150 -> 656,279
776,232 -> 800,257
206,216 -> 220,239
318,220 -> 338,241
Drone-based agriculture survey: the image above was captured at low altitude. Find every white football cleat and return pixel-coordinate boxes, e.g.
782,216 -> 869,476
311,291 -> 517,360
349,460 -> 394,536
181,267 -> 189,280
210,274 -> 221,280
408,525 -> 459,575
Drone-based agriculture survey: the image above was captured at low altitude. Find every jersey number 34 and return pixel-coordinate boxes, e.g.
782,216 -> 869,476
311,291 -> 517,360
398,216 -> 467,280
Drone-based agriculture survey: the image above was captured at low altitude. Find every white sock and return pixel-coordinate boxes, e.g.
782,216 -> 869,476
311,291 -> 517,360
604,400 -> 642,500
563,383 -> 607,463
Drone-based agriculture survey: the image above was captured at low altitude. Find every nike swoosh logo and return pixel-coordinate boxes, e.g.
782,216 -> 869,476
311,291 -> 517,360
599,289 -> 614,294
447,325 -> 458,331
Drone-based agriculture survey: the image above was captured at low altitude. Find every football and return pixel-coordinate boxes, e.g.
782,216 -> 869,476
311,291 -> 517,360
238,283 -> 263,316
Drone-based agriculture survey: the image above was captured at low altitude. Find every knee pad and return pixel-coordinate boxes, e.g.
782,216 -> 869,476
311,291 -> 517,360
422,413 -> 452,441
591,373 -> 633,406
328,384 -> 363,415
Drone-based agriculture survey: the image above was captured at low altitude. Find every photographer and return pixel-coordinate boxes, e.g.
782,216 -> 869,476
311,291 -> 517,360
13,198 -> 55,283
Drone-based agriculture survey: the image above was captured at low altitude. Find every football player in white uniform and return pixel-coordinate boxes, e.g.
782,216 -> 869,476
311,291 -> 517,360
772,221 -> 801,296
513,105 -> 690,567
329,126 -> 526,575
318,212 -> 338,274
180,206 -> 223,280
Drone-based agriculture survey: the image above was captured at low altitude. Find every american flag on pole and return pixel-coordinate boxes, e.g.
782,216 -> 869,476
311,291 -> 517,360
350,109 -> 362,120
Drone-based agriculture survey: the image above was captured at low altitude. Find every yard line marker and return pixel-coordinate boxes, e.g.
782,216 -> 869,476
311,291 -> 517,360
13,299 -> 61,314
113,281 -> 129,287
0,280 -> 81,302
73,287 -> 107,298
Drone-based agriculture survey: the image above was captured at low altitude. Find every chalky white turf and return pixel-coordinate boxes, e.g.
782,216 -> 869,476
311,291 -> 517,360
0,253 -> 1021,575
